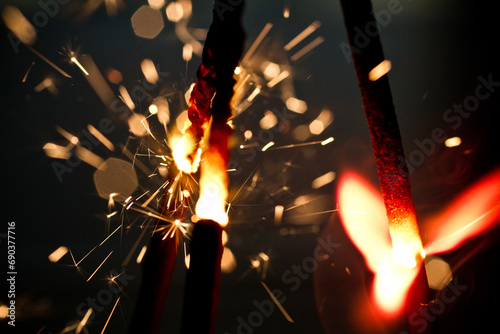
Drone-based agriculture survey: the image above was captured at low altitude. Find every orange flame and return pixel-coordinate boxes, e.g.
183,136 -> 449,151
195,148 -> 229,227
193,123 -> 231,227
423,169 -> 500,255
338,172 -> 417,315
338,169 -> 500,316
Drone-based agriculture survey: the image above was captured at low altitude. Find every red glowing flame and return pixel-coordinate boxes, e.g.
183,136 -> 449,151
423,169 -> 500,255
338,169 -> 500,315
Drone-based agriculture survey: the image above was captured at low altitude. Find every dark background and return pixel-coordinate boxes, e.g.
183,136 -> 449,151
1,0 -> 499,333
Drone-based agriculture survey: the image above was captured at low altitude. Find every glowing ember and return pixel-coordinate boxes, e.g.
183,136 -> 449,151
338,172 -> 421,314
339,169 -> 500,315
368,60 -> 392,82
48,246 -> 69,263
389,215 -> 425,268
444,136 -> 462,148
195,148 -> 229,226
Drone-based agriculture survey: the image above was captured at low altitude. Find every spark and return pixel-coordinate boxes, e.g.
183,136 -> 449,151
71,245 -> 98,267
274,205 -> 284,225
321,137 -> 334,145
48,246 -> 68,263
136,246 -> 147,264
121,226 -> 150,267
87,124 -> 115,151
76,307 -> 93,334
368,60 -> 392,81
100,297 -> 120,334
241,23 -> 273,65
119,85 -> 135,110
283,4 -> 290,18
87,251 -> 113,282
261,141 -> 275,151
311,171 -> 336,189
246,85 -> 261,102
43,143 -> 71,159
267,70 -> 289,88
261,281 -> 294,323
284,20 -> 321,51
290,36 -> 325,62
161,219 -> 189,240
99,225 -> 122,246
75,145 -> 105,169
22,61 -> 35,82
25,45 -> 72,78
70,56 -> 89,75
265,137 -> 334,151
106,211 -> 118,219
445,136 -> 461,148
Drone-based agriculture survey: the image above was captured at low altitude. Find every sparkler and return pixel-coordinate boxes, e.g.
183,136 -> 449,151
179,0 -> 245,333
128,166 -> 188,334
339,0 -> 430,331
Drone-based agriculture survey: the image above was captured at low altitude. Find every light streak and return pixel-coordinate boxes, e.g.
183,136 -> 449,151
70,56 -> 89,75
241,23 -> 273,65
76,307 -> 93,334
25,45 -> 72,78
119,85 -> 135,110
368,60 -> 392,81
99,225 -> 122,246
265,137 -> 334,151
290,36 -> 325,62
87,124 -> 115,151
48,246 -> 68,263
321,137 -> 334,145
100,297 -> 120,334
71,245 -> 98,267
246,85 -> 261,102
274,205 -> 284,225
261,281 -> 294,323
261,141 -> 275,151
87,251 -> 113,282
267,70 -> 290,88
284,20 -> 321,51
136,246 -> 147,264
311,171 -> 336,189
22,61 -> 35,82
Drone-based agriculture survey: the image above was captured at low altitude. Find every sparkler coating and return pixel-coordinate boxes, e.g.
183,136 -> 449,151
339,0 -> 431,332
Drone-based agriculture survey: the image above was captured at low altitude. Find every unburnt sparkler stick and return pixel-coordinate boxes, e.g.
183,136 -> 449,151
339,0 -> 432,332
129,168 -> 185,334
180,1 -> 245,333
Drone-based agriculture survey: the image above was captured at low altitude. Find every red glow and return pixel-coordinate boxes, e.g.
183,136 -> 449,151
338,172 -> 391,272
424,169 -> 500,255
338,169 -> 500,316
338,172 -> 416,315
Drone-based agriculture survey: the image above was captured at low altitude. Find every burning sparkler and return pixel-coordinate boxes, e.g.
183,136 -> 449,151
179,0 -> 245,332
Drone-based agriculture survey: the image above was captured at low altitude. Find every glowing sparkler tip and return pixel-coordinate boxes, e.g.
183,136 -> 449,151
321,137 -> 334,145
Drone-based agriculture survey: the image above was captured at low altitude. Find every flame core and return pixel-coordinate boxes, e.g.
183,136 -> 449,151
388,214 -> 425,268
172,133 -> 202,174
339,169 -> 500,316
338,172 -> 421,315
194,126 -> 229,227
